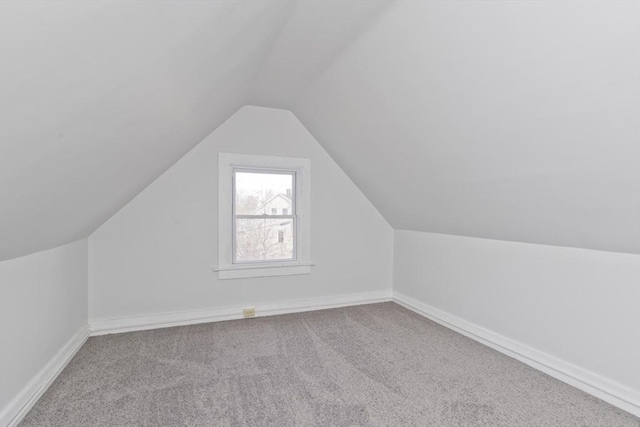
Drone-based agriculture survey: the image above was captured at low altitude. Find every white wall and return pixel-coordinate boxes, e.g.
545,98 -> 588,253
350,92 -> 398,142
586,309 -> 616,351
393,230 -> 640,412
89,106 -> 393,321
0,239 -> 88,424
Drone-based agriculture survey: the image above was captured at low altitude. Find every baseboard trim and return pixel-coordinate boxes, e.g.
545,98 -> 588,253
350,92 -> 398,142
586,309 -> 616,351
1,325 -> 90,427
392,291 -> 640,417
89,290 -> 392,336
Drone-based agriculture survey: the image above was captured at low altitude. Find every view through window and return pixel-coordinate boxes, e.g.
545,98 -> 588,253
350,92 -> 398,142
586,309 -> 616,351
233,170 -> 295,262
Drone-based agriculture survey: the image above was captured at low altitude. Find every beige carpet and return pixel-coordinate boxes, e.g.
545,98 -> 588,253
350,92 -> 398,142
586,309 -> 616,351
21,302 -> 639,426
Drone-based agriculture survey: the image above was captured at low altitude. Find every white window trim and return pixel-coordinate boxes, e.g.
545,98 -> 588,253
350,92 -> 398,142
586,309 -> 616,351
216,153 -> 311,279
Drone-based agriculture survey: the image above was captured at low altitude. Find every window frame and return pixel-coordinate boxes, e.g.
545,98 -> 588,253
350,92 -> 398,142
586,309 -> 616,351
217,153 -> 311,280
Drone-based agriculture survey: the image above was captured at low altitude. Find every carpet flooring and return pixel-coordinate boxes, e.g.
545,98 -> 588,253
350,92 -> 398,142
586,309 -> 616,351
21,302 -> 639,426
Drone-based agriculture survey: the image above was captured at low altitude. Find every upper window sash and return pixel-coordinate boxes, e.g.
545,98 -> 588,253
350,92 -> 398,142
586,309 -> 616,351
232,167 -> 297,216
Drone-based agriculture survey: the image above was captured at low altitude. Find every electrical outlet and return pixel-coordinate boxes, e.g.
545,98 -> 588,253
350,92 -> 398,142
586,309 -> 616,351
243,307 -> 255,318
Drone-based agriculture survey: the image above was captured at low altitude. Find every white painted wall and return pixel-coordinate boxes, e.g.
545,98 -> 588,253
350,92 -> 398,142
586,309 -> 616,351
393,230 -> 640,410
88,106 -> 393,321
0,239 -> 88,423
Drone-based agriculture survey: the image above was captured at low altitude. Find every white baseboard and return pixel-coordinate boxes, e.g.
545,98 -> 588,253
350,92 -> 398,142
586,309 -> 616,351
392,291 -> 640,417
0,325 -> 90,427
89,290 -> 392,336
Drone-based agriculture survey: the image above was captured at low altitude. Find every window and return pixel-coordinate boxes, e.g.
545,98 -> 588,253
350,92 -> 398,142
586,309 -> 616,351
217,153 -> 311,279
234,170 -> 295,262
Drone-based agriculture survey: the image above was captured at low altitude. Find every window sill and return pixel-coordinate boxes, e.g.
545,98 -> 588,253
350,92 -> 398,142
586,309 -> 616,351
214,263 -> 313,280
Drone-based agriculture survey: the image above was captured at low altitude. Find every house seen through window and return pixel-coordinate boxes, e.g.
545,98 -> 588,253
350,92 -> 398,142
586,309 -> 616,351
233,170 -> 295,262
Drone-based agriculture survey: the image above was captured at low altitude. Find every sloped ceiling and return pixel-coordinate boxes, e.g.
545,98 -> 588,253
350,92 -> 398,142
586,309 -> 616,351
291,0 -> 640,254
1,0 -> 638,259
0,0 -> 391,260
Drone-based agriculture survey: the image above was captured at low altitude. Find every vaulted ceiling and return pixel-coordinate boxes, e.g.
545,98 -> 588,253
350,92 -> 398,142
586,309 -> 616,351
0,0 -> 391,260
1,0 -> 638,260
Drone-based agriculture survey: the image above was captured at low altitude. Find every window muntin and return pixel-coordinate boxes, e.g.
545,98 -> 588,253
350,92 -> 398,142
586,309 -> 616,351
232,169 -> 296,263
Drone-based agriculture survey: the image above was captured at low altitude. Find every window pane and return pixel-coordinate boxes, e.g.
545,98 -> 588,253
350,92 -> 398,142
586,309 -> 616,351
235,219 -> 294,262
235,171 -> 293,215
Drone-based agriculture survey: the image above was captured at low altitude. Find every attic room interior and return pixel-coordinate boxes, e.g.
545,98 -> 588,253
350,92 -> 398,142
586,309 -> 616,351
0,0 -> 639,426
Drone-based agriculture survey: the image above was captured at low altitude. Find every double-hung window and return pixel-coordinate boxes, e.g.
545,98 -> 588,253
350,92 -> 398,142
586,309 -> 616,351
217,153 -> 311,279
233,169 -> 296,263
